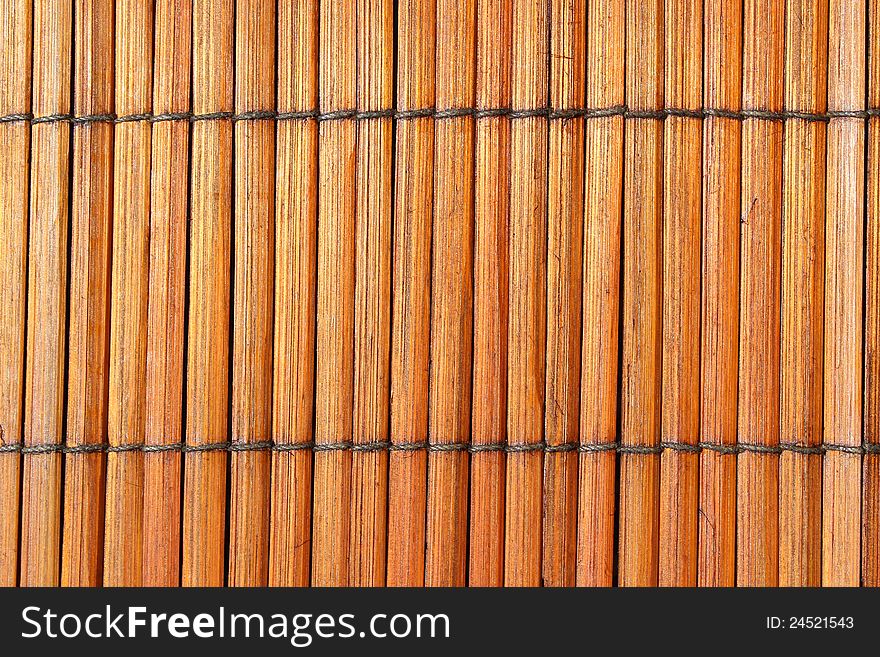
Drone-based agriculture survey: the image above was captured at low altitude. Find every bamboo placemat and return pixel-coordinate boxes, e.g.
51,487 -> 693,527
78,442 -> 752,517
0,0 -> 877,587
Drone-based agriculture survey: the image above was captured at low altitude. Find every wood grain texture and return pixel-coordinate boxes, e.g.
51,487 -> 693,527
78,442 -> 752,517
0,0 -> 31,587
618,0 -> 663,587
659,0 -> 701,587
737,0 -> 783,587
312,0 -> 356,587
578,0 -> 624,587
104,0 -> 153,586
143,0 -> 192,587
469,0 -> 510,588
779,0 -> 827,587
425,0 -> 475,587
228,0 -> 275,587
184,0 -> 233,587
349,0 -> 394,587
387,0 -> 435,587
62,0 -> 113,587
866,0 -> 880,587
822,0 -> 865,587
20,0 -> 71,587
699,0 -> 740,587
505,0 -> 547,588
542,0 -> 584,588
270,0 -> 317,588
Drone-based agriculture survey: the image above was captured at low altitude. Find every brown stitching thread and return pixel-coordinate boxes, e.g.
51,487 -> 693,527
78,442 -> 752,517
474,108 -> 509,118
3,441 -> 877,455
659,441 -> 701,453
395,108 -> 435,119
5,105 -> 880,126
389,441 -> 429,451
618,445 -> 664,455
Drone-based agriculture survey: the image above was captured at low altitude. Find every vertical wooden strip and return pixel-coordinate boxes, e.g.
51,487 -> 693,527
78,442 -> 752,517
425,0 -> 475,587
62,0 -> 113,587
312,0 -> 356,587
779,0 -> 827,587
228,0 -> 275,587
578,0 -> 624,587
823,0 -> 865,587
184,0 -> 233,587
737,0 -> 784,586
543,0 -> 584,587
0,0 -> 31,587
270,0 -> 317,588
618,0 -> 663,587
387,0 -> 435,587
660,0 -> 702,587
20,0 -> 71,587
143,0 -> 192,587
105,0 -> 153,586
699,0 -> 741,587
865,0 -> 880,586
470,0 -> 510,588
506,0 -> 547,588
350,0 -> 394,586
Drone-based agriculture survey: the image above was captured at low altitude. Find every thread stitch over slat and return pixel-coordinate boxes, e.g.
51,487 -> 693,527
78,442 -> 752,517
3,105 -> 880,125
2,441 -> 877,454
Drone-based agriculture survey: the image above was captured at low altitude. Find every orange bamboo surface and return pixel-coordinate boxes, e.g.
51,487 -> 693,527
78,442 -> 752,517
1,0 -> 879,587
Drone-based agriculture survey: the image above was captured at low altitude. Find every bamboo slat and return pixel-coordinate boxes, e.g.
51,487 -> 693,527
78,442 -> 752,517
104,0 -> 153,586
779,0 -> 828,587
470,0 -> 511,588
542,0 -> 585,588
350,0 -> 394,586
823,0 -> 865,587
0,0 -> 31,587
505,0 -> 547,588
62,0 -> 113,587
387,0 -> 435,587
270,0 -> 318,588
184,0 -> 233,587
737,0 -> 784,587
20,0 -> 71,587
143,0 -> 192,587
578,0 -> 624,587
312,0 -> 357,587
866,0 -> 880,587
618,0 -> 663,587
227,0 -> 276,587
700,0 -> 740,587
660,0 -> 702,587
425,0 -> 475,587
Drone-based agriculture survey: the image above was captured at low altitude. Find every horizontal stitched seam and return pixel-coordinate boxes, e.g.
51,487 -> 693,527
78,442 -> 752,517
2,441 -> 875,455
3,105 -> 878,126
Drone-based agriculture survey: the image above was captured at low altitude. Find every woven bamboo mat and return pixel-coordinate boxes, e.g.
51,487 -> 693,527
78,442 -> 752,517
0,0 -> 877,587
